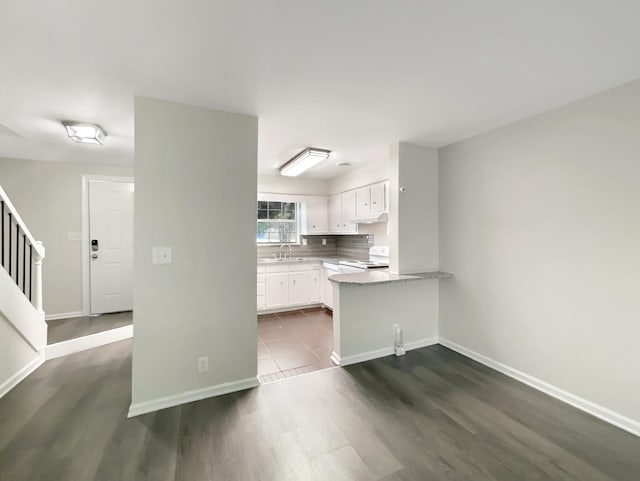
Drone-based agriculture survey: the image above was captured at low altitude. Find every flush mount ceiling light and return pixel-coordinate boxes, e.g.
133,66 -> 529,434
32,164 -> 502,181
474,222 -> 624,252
62,121 -> 107,145
280,147 -> 331,177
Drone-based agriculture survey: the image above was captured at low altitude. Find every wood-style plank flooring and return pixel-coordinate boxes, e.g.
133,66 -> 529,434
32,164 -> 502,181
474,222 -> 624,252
1,340 -> 639,480
47,311 -> 133,344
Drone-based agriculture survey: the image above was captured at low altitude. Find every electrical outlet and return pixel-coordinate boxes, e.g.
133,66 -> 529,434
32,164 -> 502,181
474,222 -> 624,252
322,238 -> 327,245
302,238 -> 308,246
67,232 -> 81,241
197,356 -> 209,373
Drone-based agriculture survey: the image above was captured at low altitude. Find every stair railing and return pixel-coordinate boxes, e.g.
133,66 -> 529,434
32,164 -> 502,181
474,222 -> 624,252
0,185 -> 45,314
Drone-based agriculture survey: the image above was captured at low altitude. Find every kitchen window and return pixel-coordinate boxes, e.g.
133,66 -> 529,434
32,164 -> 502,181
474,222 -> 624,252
257,201 -> 299,244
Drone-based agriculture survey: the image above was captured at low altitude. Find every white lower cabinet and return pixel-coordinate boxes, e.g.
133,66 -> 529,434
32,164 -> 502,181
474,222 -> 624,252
257,267 -> 266,311
258,262 -> 323,311
288,272 -> 310,306
265,273 -> 288,309
309,269 -> 321,303
321,266 -> 335,310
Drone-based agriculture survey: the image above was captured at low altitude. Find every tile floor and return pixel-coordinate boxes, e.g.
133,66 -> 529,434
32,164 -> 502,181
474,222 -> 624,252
258,307 -> 335,383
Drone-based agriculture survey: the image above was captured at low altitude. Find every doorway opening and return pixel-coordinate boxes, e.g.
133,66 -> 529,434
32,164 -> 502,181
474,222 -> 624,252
46,175 -> 134,357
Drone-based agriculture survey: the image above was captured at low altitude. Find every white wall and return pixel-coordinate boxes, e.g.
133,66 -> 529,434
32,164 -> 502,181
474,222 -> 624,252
131,97 -> 258,413
328,159 -> 391,194
0,158 -> 133,316
333,279 -> 438,364
0,312 -> 39,396
439,80 -> 640,430
389,143 -> 438,273
258,174 -> 328,196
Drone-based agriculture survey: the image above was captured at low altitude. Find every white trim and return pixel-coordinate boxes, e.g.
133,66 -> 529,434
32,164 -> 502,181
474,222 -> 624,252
45,325 -> 133,360
81,174 -> 135,316
0,352 -> 45,398
258,304 -> 323,315
336,337 -> 438,366
438,338 -> 640,438
127,377 -> 260,417
45,311 -> 84,321
330,350 -> 341,365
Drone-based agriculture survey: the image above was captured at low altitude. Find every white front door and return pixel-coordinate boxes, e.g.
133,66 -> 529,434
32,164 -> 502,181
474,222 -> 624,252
89,180 -> 134,314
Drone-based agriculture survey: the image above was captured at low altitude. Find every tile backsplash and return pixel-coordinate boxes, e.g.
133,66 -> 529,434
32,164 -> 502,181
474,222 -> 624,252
257,234 -> 373,260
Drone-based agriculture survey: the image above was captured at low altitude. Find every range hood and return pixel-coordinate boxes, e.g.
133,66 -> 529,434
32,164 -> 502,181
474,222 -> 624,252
352,212 -> 388,224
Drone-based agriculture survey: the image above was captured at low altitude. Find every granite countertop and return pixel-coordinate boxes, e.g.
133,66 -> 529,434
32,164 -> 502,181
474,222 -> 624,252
328,270 -> 452,286
257,256 -> 350,265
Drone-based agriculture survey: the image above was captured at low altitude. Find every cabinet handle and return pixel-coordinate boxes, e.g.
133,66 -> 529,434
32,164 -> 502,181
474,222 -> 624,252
312,225 -> 316,228
373,201 -> 376,205
293,280 -> 296,285
364,203 -> 368,206
280,281 -> 283,286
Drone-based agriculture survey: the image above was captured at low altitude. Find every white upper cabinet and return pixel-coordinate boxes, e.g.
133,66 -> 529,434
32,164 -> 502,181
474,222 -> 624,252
355,182 -> 386,217
304,197 -> 328,234
328,194 -> 342,233
341,190 -> 357,233
370,182 -> 386,213
355,186 -> 371,216
328,192 -> 357,234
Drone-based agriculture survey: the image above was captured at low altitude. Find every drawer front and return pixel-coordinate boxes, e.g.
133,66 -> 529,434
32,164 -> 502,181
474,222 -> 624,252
266,264 -> 289,273
288,263 -> 311,272
309,263 -> 321,270
257,273 -> 265,283
257,282 -> 265,296
257,295 -> 266,310
257,265 -> 266,274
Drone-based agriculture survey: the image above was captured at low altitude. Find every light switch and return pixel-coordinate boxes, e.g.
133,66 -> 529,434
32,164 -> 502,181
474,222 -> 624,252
67,232 -> 81,241
152,246 -> 172,264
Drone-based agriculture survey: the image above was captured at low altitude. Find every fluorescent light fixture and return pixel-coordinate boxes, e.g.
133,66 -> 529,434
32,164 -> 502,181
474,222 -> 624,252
280,147 -> 331,177
62,121 -> 107,145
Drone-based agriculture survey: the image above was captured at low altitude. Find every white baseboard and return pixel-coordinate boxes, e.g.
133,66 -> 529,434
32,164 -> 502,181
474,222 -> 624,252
45,325 -> 133,360
337,337 -> 439,366
128,377 -> 260,417
439,338 -> 640,438
258,304 -> 324,315
0,352 -> 45,398
330,350 -> 341,366
45,311 -> 84,321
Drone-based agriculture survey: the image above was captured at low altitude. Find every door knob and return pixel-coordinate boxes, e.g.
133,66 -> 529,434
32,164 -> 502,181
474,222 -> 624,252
91,254 -> 99,259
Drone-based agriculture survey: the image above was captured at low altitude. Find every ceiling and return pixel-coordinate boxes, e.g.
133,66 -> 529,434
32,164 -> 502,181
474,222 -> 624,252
1,1 -> 640,179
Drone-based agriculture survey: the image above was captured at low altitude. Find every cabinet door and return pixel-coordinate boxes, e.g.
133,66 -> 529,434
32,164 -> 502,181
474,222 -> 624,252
321,268 -> 334,309
309,269 -> 321,303
328,194 -> 342,233
288,272 -> 309,306
266,273 -> 288,308
355,187 -> 371,217
306,198 -> 328,233
257,281 -> 266,311
341,190 -> 358,234
370,182 -> 386,213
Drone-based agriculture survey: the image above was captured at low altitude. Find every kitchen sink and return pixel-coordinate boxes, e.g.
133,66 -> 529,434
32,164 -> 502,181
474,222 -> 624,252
259,257 -> 307,263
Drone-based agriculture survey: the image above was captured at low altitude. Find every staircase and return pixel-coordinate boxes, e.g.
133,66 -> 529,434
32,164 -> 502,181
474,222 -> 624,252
0,185 -> 46,397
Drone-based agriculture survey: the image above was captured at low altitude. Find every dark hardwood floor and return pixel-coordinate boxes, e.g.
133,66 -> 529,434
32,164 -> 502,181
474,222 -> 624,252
1,339 -> 639,480
47,311 -> 133,344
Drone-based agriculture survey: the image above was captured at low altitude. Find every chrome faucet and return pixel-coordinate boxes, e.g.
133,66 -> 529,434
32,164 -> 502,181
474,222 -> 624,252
279,243 -> 292,260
